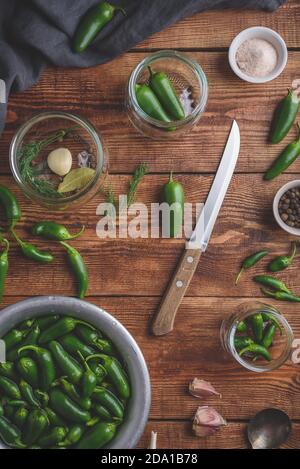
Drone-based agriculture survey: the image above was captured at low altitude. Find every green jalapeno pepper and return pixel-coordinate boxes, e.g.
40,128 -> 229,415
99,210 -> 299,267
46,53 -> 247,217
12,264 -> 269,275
94,403 -> 112,420
75,324 -> 115,354
8,324 -> 41,361
135,84 -> 171,123
239,343 -> 271,361
19,379 -> 41,407
0,238 -> 9,302
89,362 -> 107,384
49,389 -> 91,423
268,241 -> 297,272
49,341 -> 83,385
0,362 -> 17,381
44,406 -> 65,427
59,424 -> 84,447
86,353 -> 130,400
262,323 -> 277,349
17,357 -> 39,388
0,416 -> 26,448
35,390 -> 49,407
261,288 -> 300,302
265,123 -> 300,180
23,409 -> 49,445
0,186 -> 21,231
92,386 -> 124,420
32,221 -> 85,241
60,242 -> 88,299
148,66 -> 185,121
235,250 -> 269,284
59,334 -> 95,358
18,345 -> 56,391
261,312 -> 283,334
163,172 -> 184,238
3,405 -> 14,419
39,317 -> 94,344
38,426 -> 67,447
3,399 -> 27,407
53,377 -> 92,411
12,229 -> 54,263
253,275 -> 291,294
270,89 -> 300,144
234,336 -> 254,350
73,2 -> 126,54
3,328 -> 26,351
236,321 -> 247,333
249,313 -> 264,343
35,315 -> 60,330
18,319 -> 35,331
76,421 -> 117,449
77,351 -> 97,398
0,376 -> 21,399
13,406 -> 28,429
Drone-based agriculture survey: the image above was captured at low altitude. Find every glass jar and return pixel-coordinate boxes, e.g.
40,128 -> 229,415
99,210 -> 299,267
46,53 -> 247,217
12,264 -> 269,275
126,50 -> 208,139
10,111 -> 108,210
220,301 -> 293,372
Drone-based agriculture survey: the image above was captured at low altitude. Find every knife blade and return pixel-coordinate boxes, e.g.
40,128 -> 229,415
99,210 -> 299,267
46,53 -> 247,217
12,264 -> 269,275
152,120 -> 240,336
0,80 -> 6,104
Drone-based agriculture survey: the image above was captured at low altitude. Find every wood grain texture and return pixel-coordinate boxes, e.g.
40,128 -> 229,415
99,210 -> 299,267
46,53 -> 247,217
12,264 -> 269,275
2,51 -> 300,174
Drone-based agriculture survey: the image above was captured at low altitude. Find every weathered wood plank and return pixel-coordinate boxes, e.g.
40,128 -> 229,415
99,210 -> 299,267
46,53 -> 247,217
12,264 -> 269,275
0,173 -> 298,297
138,421 -> 300,449
1,296 -> 299,420
137,0 -> 300,50
2,51 -> 300,174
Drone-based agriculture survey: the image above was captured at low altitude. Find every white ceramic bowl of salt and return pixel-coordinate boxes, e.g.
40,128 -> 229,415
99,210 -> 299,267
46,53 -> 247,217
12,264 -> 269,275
228,26 -> 288,83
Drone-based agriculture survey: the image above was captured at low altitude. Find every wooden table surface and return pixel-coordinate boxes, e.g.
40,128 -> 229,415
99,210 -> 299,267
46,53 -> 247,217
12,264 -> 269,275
1,0 -> 300,449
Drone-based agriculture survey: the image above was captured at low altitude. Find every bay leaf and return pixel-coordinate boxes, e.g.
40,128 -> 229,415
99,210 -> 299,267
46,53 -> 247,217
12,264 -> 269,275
58,167 -> 96,193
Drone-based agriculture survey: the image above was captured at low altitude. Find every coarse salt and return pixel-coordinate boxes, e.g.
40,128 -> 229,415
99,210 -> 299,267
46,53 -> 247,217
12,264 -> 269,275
236,38 -> 278,78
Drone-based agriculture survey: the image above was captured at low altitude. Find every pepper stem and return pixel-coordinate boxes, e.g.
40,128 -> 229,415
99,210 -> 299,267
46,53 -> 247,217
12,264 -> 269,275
85,353 -> 107,364
0,237 -> 9,255
288,241 -> 297,261
68,225 -> 85,240
235,267 -> 244,285
114,6 -> 126,16
77,350 -> 91,372
169,171 -> 173,183
148,66 -> 154,78
10,228 -> 24,248
297,122 -> 300,139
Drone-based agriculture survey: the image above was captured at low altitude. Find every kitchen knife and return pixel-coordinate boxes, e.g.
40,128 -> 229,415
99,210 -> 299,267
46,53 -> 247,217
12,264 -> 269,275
152,120 -> 240,336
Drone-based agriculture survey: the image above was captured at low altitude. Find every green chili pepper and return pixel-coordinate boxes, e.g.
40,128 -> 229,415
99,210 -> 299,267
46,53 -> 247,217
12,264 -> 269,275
261,312 -> 283,334
268,242 -> 297,272
58,424 -> 84,447
53,377 -> 92,411
32,221 -> 85,241
262,323 -> 277,349
59,334 -> 95,358
76,421 -> 116,449
234,336 -> 254,350
0,416 -> 26,448
261,288 -> 300,302
49,389 -> 91,423
270,89 -> 300,144
75,324 -> 114,354
77,351 -> 97,398
0,376 -> 21,399
0,238 -> 9,302
94,403 -> 112,421
89,362 -> 107,384
135,84 -> 171,123
8,324 -> 41,361
49,341 -> 83,385
239,343 -> 271,361
23,409 -> 49,445
2,399 -> 27,407
0,362 -> 17,381
19,379 -> 41,407
0,403 -> 3,417
236,320 -> 247,333
0,186 -> 21,231
13,406 -> 28,429
44,406 -> 65,427
16,357 -> 39,388
235,250 -> 269,284
12,229 -> 54,263
60,242 -> 88,299
92,386 -> 124,420
253,275 -> 291,294
73,2 -> 126,54
39,317 -> 93,344
86,353 -> 130,400
249,313 -> 264,343
18,345 -> 56,391
38,426 -> 67,447
163,172 -> 184,238
148,66 -> 185,121
35,315 -> 60,330
3,328 -> 26,351
35,390 -> 49,407
265,123 -> 300,180
3,405 -> 14,419
18,319 -> 35,331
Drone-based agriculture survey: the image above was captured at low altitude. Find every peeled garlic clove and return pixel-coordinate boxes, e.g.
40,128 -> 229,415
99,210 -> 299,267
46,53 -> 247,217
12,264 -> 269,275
193,406 -> 227,429
189,378 -> 221,398
47,147 -> 72,177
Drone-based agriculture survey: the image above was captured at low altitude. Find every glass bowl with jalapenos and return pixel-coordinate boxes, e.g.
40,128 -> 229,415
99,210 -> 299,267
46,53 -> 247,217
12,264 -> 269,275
10,112 -> 108,210
220,301 -> 294,372
0,296 -> 151,449
126,50 -> 208,139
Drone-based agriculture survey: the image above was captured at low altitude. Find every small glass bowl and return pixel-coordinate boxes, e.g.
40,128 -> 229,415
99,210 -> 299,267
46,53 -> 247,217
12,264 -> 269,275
126,50 -> 208,139
10,112 -> 108,210
220,301 -> 293,372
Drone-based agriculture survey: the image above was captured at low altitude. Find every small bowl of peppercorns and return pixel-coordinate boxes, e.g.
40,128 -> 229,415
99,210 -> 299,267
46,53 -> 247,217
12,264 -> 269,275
273,180 -> 300,235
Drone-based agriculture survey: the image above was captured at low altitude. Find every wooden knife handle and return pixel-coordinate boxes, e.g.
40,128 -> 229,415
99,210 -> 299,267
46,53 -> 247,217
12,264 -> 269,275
152,248 -> 202,336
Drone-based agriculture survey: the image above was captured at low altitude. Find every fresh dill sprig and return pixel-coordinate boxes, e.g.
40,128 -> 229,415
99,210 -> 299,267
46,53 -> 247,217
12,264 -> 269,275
127,163 -> 148,207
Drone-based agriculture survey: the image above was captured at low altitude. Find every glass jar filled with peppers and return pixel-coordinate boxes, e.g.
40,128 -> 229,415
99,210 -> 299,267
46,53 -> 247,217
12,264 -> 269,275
220,301 -> 293,372
126,50 -> 208,139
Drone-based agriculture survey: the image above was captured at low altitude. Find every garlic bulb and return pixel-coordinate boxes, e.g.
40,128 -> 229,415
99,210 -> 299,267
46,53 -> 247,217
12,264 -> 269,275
47,147 -> 72,177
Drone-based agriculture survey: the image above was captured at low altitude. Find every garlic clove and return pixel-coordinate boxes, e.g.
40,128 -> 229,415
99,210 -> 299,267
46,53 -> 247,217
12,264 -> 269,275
189,378 -> 221,398
47,147 -> 73,177
192,406 -> 227,437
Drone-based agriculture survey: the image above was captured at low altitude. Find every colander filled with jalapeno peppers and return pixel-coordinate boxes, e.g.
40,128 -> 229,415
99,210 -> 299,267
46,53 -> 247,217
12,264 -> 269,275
0,297 -> 151,449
